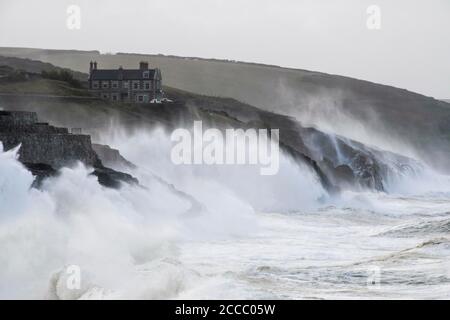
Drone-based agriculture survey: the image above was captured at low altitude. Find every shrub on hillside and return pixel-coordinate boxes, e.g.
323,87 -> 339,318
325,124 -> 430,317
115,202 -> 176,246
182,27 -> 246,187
41,69 -> 82,88
0,66 -> 27,82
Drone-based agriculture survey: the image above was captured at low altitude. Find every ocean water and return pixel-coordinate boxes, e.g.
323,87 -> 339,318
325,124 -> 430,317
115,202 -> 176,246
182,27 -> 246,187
0,130 -> 449,300
177,193 -> 450,299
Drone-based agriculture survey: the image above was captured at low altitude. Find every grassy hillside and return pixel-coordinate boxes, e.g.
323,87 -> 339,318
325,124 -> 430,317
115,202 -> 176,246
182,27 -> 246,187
0,78 -> 90,97
0,55 -> 87,81
0,67 -> 247,140
1,47 -> 450,171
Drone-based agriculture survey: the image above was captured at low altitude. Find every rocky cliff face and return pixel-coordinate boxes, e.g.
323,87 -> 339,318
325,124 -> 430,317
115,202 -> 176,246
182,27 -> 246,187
92,143 -> 135,169
173,95 -> 423,193
0,110 -> 137,188
0,96 -> 421,193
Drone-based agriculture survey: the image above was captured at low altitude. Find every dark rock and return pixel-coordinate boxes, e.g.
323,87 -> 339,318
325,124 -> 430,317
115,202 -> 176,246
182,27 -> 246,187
334,164 -> 355,182
22,162 -> 58,188
91,166 -> 138,189
92,143 -> 136,169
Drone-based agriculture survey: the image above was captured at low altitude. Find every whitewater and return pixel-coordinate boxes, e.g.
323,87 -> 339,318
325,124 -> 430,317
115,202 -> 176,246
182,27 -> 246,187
0,128 -> 449,300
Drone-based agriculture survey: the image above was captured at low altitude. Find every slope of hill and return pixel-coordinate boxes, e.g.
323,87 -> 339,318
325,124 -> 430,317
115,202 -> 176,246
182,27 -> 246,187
0,47 -> 449,172
0,55 -> 87,80
0,60 -> 422,193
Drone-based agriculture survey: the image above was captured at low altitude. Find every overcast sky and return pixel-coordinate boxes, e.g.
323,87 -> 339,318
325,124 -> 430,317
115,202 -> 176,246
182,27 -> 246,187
0,0 -> 448,98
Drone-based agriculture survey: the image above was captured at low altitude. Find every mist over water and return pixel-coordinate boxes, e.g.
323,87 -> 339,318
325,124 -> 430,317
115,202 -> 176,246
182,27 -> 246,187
1,124 -> 450,299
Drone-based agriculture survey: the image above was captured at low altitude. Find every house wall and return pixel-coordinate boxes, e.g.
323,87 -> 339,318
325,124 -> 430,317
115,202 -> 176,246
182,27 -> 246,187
89,76 -> 162,103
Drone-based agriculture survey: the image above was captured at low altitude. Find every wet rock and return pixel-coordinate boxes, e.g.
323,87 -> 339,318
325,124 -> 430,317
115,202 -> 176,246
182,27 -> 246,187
91,166 -> 138,189
22,162 -> 58,188
92,143 -> 136,169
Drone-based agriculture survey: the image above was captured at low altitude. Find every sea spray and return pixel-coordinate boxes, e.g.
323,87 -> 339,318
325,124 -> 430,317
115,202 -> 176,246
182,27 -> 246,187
2,127 -> 448,299
0,156 -> 206,299
98,127 -> 327,213
0,130 -> 264,298
0,143 -> 39,221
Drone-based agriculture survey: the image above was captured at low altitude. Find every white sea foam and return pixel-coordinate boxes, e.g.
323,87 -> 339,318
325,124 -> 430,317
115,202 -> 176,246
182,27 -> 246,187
0,126 -> 449,299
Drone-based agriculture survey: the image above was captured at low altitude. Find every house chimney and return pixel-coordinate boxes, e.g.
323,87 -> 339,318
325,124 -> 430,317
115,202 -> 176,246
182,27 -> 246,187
93,61 -> 98,70
139,61 -> 149,70
89,61 -> 93,72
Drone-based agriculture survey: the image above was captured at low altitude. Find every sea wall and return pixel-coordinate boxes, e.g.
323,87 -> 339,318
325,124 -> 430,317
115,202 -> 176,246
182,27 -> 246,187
0,110 -> 99,168
0,110 -> 137,188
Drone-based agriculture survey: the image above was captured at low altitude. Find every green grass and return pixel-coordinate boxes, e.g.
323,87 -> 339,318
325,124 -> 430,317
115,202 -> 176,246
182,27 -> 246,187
0,78 -> 92,97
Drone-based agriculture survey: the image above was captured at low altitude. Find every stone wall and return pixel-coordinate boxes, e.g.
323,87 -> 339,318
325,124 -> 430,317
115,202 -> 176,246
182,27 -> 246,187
0,110 -> 38,125
0,110 -> 99,168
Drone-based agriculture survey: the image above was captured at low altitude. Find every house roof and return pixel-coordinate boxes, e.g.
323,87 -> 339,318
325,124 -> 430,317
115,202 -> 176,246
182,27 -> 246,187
90,68 -> 160,81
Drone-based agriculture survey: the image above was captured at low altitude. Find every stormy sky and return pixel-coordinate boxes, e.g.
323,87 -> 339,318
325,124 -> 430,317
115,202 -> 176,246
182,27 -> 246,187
0,0 -> 448,98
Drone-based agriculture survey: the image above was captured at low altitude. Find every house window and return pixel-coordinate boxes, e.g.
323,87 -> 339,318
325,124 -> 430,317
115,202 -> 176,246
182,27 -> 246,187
92,81 -> 99,89
102,93 -> 109,99
138,95 -> 144,102
102,81 -> 109,89
144,81 -> 151,90
112,81 -> 119,89
133,82 -> 139,90
123,81 -> 129,89
111,94 -> 118,101
143,71 -> 150,79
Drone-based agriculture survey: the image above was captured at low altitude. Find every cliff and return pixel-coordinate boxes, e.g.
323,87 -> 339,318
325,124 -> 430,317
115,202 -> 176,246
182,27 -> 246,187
0,89 -> 419,193
0,59 -> 425,193
1,47 -> 448,172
